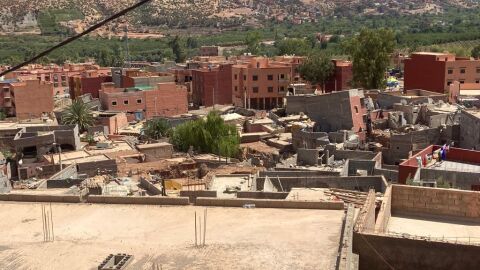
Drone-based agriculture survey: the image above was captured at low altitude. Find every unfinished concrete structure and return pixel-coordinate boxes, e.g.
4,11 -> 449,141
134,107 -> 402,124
286,90 -> 366,139
353,185 -> 480,270
376,89 -> 446,109
459,110 -> 480,150
13,125 -> 81,160
398,145 -> 480,189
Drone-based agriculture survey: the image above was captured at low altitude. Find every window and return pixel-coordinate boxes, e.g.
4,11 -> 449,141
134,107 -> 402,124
243,75 -> 246,81
354,106 -> 359,114
137,99 -> 142,104
45,76 -> 50,81
279,86 -> 285,92
53,75 -> 58,81
280,74 -> 285,79
61,75 -> 66,81
61,82 -> 67,87
477,68 -> 480,73
234,74 -> 238,80
124,100 -> 129,105
252,87 -> 259,93
460,68 -> 466,74
234,86 -> 238,92
460,80 -> 465,84
267,75 -> 273,81
447,81 -> 453,86
112,101 -> 117,106
268,87 -> 274,92
252,75 -> 258,81
447,69 -> 453,74
476,80 -> 480,84
54,83 -> 59,87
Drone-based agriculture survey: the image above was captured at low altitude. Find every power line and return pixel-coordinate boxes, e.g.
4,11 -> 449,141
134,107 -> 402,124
0,0 -> 152,77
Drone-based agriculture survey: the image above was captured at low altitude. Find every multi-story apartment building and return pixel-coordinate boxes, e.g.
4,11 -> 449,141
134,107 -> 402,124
0,79 -> 54,120
99,82 -> 188,120
404,52 -> 480,93
191,64 -> 233,107
5,63 -> 110,97
232,57 -> 292,110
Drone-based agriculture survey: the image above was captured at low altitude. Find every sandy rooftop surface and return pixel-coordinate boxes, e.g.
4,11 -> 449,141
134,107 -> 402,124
0,202 -> 344,270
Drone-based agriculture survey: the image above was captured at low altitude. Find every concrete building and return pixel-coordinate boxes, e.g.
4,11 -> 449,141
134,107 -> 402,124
232,57 -> 292,110
191,64 -> 233,107
0,79 -> 54,120
286,90 -> 367,139
398,145 -> 480,189
137,142 -> 174,161
459,110 -> 480,150
404,52 -> 480,93
354,185 -> 480,270
376,89 -> 447,109
99,82 -> 188,120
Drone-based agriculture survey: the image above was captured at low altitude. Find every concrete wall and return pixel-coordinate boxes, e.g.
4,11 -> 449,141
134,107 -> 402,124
354,190 -> 377,233
348,160 -> 376,176
419,168 -> 480,190
195,197 -> 344,209
460,110 -> 480,150
374,168 -> 398,183
48,164 -> 78,180
297,148 -> 319,166
77,159 -> 117,177
139,177 -> 162,195
87,195 -> 189,205
0,193 -> 81,203
353,232 -> 480,270
256,176 -> 387,193
374,186 -> 392,234
338,205 -> 359,270
236,191 -> 289,200
179,190 -> 217,203
391,185 -> 480,220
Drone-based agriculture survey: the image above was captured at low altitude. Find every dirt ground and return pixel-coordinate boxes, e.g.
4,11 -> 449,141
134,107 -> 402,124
0,202 -> 344,270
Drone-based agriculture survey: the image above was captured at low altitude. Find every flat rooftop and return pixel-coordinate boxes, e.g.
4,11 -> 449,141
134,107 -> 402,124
427,160 -> 480,173
0,203 -> 344,270
388,214 -> 480,243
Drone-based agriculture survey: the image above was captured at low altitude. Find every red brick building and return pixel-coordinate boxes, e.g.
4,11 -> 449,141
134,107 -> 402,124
191,64 -> 233,107
232,57 -> 293,110
99,82 -> 188,120
0,80 -> 54,120
69,71 -> 112,99
404,52 -> 480,93
5,63 -> 110,97
324,60 -> 353,92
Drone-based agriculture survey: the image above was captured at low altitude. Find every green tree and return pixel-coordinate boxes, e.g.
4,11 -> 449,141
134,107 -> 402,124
62,100 -> 94,132
275,38 -> 311,56
143,118 -> 171,140
171,112 -> 239,158
298,52 -> 334,91
245,31 -> 262,55
472,45 -> 480,59
169,36 -> 186,63
186,37 -> 199,49
344,28 -> 396,89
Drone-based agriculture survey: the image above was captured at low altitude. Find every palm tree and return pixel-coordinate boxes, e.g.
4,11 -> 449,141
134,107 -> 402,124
62,100 -> 94,132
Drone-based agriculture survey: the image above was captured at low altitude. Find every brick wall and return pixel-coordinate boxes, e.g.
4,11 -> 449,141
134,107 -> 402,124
13,80 -> 54,120
391,184 -> 480,220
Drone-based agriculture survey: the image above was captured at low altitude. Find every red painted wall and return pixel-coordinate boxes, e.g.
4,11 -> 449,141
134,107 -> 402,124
404,54 -> 447,93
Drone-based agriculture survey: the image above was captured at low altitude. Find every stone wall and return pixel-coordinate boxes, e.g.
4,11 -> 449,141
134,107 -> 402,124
391,185 -> 480,220
354,190 -> 376,233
